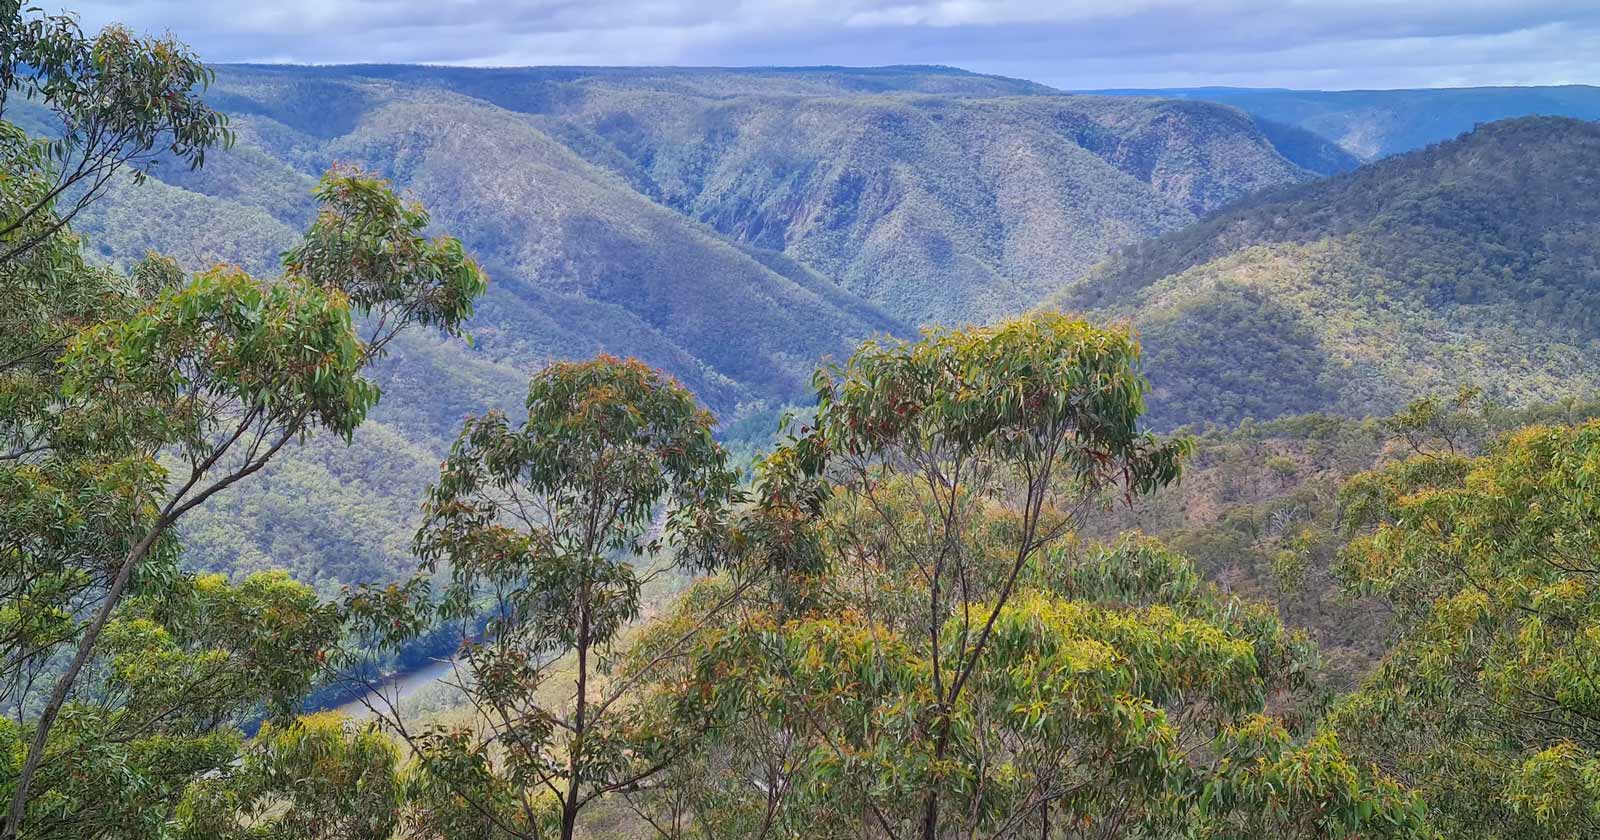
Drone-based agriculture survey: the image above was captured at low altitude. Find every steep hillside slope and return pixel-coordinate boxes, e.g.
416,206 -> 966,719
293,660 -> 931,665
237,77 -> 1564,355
528,92 -> 1313,324
1097,84 -> 1600,160
1054,117 -> 1600,429
201,65 -> 1325,326
322,92 -> 906,410
85,76 -> 909,419
1248,117 -> 1363,175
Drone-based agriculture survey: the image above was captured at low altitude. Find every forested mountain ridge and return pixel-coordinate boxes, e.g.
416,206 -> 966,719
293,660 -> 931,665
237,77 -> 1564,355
82,63 -> 1336,327
1092,83 -> 1600,159
1052,116 -> 1600,429
532,91 -> 1313,324
70,82 -> 909,419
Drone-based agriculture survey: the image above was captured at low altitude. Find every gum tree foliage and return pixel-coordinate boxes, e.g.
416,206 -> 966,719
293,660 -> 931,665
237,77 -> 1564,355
776,313 -> 1190,839
0,1 -> 231,266
1380,385 -> 1487,457
0,124 -> 486,837
174,712 -> 404,840
0,571 -> 346,839
1332,421 -> 1600,839
355,356 -> 739,840
619,312 -> 1432,838
646,539 -> 1431,839
0,6 -> 237,830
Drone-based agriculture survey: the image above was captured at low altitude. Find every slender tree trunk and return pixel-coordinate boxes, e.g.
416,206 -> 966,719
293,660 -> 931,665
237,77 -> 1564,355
920,789 -> 940,840
916,465 -> 1057,840
562,600 -> 592,840
562,791 -> 580,840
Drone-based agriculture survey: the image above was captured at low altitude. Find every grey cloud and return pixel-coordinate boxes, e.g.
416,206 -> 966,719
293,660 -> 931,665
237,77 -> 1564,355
57,0 -> 1600,88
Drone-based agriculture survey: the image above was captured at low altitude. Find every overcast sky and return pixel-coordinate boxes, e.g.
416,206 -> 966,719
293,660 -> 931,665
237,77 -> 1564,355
67,1 -> 1600,90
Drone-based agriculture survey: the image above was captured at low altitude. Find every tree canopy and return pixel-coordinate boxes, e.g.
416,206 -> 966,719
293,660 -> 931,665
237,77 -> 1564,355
1333,421 -> 1600,838
348,356 -> 740,840
0,7 -> 488,833
611,315 -> 1428,840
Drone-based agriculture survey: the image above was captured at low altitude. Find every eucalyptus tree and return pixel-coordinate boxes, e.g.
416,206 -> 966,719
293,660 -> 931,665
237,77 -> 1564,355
369,356 -> 739,840
791,313 -> 1186,839
0,163 -> 486,837
0,0 -> 230,266
0,0 -> 230,466
0,10 -> 303,833
5,571 -> 348,839
646,536 -> 1433,840
175,712 -> 404,840
627,314 -> 1433,840
1380,384 -> 1488,457
1333,420 -> 1600,839
0,10 -> 240,748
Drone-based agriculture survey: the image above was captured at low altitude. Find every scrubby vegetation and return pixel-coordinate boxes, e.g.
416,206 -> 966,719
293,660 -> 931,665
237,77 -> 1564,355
1086,390 -> 1600,688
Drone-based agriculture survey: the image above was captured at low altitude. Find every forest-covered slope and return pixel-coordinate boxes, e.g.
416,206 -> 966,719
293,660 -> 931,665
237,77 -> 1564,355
1053,116 -> 1600,429
172,64 -> 1329,326
531,92 -> 1314,324
69,101 -> 905,589
64,66 -> 1600,589
76,85 -> 908,419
